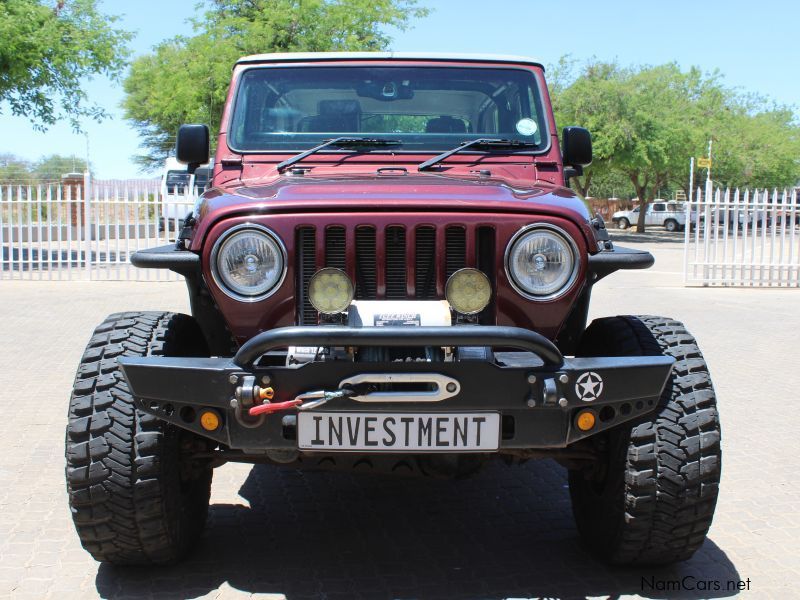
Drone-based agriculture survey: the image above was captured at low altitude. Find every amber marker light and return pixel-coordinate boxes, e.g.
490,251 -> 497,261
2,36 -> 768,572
576,409 -> 596,432
200,410 -> 221,431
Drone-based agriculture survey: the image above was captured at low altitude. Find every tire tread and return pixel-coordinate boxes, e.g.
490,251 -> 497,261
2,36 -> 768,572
571,315 -> 722,565
65,311 -> 211,565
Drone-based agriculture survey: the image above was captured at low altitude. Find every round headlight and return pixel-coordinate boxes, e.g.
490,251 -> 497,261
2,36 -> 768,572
505,225 -> 578,300
308,267 -> 355,314
446,268 -> 492,314
212,225 -> 285,301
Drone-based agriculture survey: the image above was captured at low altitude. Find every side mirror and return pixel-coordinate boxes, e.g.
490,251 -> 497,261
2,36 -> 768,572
562,126 -> 592,168
176,124 -> 210,173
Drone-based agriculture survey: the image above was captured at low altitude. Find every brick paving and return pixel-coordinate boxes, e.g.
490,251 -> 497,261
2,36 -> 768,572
0,237 -> 797,599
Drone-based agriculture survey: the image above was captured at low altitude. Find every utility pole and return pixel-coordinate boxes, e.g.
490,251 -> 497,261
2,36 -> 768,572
702,139 -> 713,284
684,156 -> 694,285
83,132 -> 92,206
84,132 -> 91,174
704,139 -> 713,211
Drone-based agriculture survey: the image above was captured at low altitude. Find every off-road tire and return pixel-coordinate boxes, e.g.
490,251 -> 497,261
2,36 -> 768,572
569,315 -> 721,565
617,217 -> 630,230
65,312 -> 213,565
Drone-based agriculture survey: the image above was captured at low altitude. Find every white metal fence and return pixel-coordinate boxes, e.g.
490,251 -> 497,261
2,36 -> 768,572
0,177 -> 196,281
684,186 -> 799,287
4,177 -> 799,288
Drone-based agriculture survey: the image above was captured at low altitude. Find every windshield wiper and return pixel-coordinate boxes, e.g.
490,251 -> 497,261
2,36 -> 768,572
276,137 -> 401,173
418,138 -> 538,172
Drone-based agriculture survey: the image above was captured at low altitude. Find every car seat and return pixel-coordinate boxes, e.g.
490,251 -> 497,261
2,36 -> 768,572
425,115 -> 468,134
303,99 -> 362,133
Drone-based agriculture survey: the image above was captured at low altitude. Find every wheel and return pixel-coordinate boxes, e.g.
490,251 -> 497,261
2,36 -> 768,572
664,219 -> 678,232
65,312 -> 213,565
569,315 -> 721,565
617,218 -> 630,230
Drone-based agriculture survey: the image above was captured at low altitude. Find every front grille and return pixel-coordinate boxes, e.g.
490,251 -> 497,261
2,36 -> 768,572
296,223 -> 483,324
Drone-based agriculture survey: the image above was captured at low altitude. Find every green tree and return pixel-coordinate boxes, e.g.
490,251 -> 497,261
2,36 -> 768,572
680,105 -> 800,192
550,59 -> 630,199
0,153 -> 89,184
32,154 -> 88,180
123,0 -> 430,170
0,154 -> 32,184
582,167 -> 635,200
550,59 -> 800,230
0,0 -> 131,130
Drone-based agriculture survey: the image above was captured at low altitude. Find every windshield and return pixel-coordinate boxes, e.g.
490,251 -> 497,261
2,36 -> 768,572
229,66 -> 548,153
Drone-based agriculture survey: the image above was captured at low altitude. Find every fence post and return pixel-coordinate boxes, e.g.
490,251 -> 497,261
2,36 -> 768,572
84,171 -> 92,275
790,189 -> 798,286
702,182 -> 712,284
683,198 -> 690,284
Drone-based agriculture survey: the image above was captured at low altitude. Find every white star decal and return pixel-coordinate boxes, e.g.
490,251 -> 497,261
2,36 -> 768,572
575,371 -> 604,401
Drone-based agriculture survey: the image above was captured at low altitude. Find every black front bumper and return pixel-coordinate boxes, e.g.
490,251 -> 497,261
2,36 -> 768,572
118,325 -> 673,451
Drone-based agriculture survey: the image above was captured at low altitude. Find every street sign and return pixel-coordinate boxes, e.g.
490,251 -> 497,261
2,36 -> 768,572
697,157 -> 712,168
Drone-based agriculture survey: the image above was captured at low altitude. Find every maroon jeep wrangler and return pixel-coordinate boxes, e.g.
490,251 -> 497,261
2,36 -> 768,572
65,53 -> 721,566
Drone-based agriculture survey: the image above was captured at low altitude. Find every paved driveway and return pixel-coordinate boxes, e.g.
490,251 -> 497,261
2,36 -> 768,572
0,237 -> 797,599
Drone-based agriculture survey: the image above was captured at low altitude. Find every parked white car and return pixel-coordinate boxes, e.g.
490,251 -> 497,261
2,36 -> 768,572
612,201 -> 687,232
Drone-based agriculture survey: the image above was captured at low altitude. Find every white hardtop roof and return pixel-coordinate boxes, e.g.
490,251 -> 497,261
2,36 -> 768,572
235,52 -> 544,69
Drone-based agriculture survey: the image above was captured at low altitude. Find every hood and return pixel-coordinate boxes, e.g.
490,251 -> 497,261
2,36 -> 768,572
191,172 -> 594,249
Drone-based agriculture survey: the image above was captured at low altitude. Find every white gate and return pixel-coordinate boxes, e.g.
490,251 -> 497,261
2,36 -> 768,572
684,186 -> 799,287
0,176 -> 197,281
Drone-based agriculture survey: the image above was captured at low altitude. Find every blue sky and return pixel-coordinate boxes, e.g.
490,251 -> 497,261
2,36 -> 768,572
2,0 -> 799,179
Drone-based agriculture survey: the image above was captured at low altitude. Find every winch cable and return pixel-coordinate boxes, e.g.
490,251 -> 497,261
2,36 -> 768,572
248,386 -> 367,417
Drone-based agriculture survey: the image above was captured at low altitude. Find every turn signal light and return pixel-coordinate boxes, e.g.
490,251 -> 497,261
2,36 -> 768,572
200,409 -> 221,431
576,409 -> 596,432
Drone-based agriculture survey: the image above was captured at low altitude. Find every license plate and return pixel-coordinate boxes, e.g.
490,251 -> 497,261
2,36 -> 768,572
297,412 -> 500,452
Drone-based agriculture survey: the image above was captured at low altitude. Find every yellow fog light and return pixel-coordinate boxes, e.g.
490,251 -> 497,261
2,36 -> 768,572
445,268 -> 492,315
200,409 -> 221,431
308,267 -> 355,314
576,409 -> 596,432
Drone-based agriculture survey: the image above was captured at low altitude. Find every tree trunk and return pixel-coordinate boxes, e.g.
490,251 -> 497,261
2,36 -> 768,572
639,173 -> 668,232
628,172 -> 649,232
635,192 -> 648,231
571,171 -> 592,197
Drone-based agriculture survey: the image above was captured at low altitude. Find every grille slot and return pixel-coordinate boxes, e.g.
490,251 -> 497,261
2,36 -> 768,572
355,226 -> 377,299
297,226 -> 317,324
325,226 -> 346,270
445,226 -> 466,278
385,226 -> 407,299
476,226 -> 496,323
415,226 -> 437,299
